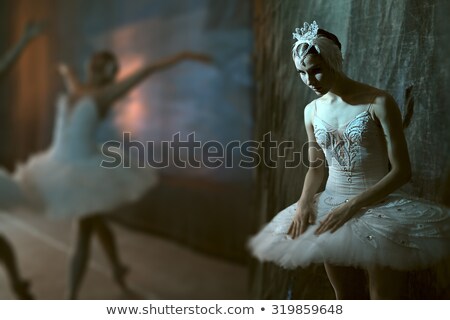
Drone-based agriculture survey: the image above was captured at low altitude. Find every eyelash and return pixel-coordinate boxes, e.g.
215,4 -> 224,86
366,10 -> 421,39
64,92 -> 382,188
298,69 -> 321,76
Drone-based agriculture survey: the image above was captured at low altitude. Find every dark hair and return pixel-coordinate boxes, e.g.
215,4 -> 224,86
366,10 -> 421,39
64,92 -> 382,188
317,29 -> 341,50
89,51 -> 119,77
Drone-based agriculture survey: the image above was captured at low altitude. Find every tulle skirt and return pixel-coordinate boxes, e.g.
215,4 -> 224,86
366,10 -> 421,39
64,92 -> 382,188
12,147 -> 158,218
248,190 -> 450,271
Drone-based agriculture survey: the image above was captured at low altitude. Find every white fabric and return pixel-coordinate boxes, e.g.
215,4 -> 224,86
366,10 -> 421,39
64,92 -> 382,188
249,106 -> 450,270
12,95 -> 158,217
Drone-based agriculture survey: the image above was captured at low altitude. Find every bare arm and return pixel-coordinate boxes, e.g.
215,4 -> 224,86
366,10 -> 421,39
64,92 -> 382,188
316,93 -> 411,234
58,63 -> 81,95
298,103 -> 326,206
288,101 -> 326,238
346,94 -> 411,209
96,52 -> 211,111
0,21 -> 43,78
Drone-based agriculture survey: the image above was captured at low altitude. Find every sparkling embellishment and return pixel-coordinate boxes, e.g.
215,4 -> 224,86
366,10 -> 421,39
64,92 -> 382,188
345,199 -> 349,203
366,235 -> 374,240
324,197 -> 348,206
367,209 -> 373,213
314,111 -> 372,186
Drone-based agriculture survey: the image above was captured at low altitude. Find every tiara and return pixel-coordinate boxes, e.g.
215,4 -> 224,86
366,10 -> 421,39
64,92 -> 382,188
292,21 -> 319,45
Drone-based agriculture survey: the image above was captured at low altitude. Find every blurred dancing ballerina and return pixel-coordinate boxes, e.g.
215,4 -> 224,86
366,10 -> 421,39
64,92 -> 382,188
11,48 -> 210,299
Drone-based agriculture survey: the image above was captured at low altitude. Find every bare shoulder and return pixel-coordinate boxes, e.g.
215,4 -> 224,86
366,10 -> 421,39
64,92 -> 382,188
371,90 -> 400,118
362,89 -> 402,129
371,90 -> 396,106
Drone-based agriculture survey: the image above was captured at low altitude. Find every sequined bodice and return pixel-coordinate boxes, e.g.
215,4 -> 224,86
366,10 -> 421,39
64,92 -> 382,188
313,109 -> 389,198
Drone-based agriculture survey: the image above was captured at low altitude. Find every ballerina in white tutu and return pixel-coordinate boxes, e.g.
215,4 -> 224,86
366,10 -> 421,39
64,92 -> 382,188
0,21 -> 43,299
249,21 -> 450,299
12,49 -> 210,299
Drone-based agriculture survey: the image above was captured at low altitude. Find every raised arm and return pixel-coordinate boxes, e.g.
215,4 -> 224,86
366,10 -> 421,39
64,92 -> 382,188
96,52 -> 211,110
315,93 -> 411,235
0,21 -> 44,78
288,101 -> 326,238
58,63 -> 81,95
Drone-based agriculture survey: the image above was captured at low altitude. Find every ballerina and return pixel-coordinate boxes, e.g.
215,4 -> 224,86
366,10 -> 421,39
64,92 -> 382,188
249,21 -> 450,299
12,49 -> 210,299
0,21 -> 44,299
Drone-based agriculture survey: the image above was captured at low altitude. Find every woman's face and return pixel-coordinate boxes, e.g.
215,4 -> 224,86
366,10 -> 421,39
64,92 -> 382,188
294,54 -> 335,96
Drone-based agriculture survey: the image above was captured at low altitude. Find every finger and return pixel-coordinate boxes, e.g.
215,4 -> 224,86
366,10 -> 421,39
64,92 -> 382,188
330,219 -> 345,233
315,223 -> 325,235
288,219 -> 299,238
287,222 -> 294,237
291,221 -> 298,239
294,220 -> 302,239
315,217 -> 332,235
287,222 -> 295,237
295,223 -> 301,239
300,218 -> 309,235
319,218 -> 340,235
315,216 -> 329,233
315,222 -> 329,235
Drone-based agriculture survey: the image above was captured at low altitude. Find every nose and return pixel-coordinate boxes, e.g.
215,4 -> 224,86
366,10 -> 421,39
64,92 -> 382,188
305,73 -> 313,86
305,75 -> 311,86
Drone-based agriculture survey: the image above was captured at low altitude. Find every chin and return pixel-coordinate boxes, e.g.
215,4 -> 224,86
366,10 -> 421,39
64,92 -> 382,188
316,88 -> 329,96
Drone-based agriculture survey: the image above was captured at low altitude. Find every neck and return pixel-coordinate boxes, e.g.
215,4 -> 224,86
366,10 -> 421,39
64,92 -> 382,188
324,72 -> 356,99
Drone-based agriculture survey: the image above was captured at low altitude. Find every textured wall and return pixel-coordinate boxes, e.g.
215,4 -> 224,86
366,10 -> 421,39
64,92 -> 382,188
251,0 -> 449,298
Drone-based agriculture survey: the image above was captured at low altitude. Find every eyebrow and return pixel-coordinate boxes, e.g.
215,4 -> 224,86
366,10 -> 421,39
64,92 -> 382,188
298,64 -> 321,72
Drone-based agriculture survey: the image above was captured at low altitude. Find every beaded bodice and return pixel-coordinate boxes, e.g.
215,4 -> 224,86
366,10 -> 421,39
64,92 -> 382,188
313,106 -> 389,198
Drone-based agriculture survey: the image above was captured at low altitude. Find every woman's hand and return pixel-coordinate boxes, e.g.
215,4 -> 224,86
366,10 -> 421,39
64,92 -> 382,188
287,202 -> 316,239
315,201 -> 359,235
24,21 -> 45,41
57,63 -> 70,75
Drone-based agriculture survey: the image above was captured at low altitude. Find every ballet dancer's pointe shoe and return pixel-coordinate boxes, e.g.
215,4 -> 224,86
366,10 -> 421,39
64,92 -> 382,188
13,280 -> 34,300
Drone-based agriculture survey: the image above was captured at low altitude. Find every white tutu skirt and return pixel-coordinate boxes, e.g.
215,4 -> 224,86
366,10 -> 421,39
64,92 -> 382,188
12,148 -> 158,218
0,168 -> 28,210
249,191 -> 450,271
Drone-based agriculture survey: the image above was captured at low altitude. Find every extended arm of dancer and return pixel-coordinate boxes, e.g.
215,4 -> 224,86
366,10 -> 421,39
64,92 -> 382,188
0,22 -> 43,78
315,93 -> 411,235
288,102 -> 326,238
58,64 -> 81,94
96,52 -> 210,110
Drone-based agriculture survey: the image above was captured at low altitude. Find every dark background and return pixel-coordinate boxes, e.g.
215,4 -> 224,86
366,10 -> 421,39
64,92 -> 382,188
1,0 -> 449,299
